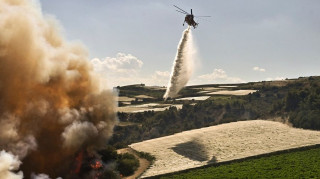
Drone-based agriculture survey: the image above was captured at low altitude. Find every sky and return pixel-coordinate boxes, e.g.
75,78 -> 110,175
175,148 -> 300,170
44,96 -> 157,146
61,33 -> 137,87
39,0 -> 320,87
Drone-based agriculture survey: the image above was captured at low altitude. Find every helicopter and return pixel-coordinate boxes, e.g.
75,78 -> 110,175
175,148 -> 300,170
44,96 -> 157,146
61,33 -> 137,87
173,5 -> 210,29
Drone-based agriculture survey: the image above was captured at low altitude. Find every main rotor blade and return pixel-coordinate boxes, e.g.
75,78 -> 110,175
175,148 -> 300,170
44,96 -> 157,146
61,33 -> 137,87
176,10 -> 188,15
173,5 -> 189,14
195,17 -> 211,22
195,16 -> 211,17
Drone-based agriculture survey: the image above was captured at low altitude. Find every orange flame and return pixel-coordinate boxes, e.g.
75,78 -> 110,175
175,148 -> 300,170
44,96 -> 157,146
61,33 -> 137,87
90,161 -> 103,170
73,151 -> 84,174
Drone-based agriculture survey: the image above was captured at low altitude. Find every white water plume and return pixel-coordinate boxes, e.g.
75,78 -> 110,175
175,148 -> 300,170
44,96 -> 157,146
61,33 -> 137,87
164,27 -> 195,99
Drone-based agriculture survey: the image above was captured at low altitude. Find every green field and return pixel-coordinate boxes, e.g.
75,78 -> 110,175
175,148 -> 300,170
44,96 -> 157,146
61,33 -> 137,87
161,147 -> 320,178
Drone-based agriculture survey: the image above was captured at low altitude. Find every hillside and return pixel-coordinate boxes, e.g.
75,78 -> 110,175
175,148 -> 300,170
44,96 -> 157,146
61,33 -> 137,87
110,76 -> 320,148
129,120 -> 320,177
104,76 -> 320,177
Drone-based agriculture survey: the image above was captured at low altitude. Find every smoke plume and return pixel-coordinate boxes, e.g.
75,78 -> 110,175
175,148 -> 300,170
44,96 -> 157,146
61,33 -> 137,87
164,27 -> 195,99
0,0 -> 117,178
0,150 -> 23,179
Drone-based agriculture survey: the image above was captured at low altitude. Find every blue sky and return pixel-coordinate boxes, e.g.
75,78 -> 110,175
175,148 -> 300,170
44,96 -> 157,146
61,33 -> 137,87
40,0 -> 320,87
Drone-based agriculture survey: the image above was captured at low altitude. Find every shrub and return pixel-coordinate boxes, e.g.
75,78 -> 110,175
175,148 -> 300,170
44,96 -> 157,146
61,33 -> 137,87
117,153 -> 140,176
137,151 -> 156,162
98,145 -> 118,162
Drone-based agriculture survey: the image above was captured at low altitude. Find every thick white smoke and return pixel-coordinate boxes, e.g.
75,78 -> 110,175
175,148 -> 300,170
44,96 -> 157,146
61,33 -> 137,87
0,0 -> 117,178
164,27 -> 195,99
0,150 -> 23,179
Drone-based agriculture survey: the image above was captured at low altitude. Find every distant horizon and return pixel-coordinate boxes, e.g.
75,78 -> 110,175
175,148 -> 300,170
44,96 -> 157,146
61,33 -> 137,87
115,75 -> 312,88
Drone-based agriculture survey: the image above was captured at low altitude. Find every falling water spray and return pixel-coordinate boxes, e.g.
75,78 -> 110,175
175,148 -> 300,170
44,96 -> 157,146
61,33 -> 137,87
164,27 -> 195,99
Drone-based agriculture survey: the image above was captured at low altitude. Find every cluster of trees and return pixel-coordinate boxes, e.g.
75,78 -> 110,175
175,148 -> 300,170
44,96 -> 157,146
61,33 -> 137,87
265,77 -> 320,130
285,79 -> 320,130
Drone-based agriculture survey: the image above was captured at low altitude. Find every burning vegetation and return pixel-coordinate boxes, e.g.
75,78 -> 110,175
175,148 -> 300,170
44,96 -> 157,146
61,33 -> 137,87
0,0 -> 118,178
69,150 -> 119,179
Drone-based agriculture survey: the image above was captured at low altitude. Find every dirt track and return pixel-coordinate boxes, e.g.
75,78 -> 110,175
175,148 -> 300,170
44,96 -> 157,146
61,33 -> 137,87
117,148 -> 150,179
130,120 -> 320,177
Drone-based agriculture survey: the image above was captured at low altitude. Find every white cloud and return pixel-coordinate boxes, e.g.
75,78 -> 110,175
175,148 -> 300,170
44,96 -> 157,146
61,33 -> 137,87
198,69 -> 227,80
117,70 -> 170,87
91,53 -> 146,88
253,66 -> 266,72
153,71 -> 170,78
149,71 -> 170,86
91,53 -> 170,87
91,53 -> 143,74
198,69 -> 244,84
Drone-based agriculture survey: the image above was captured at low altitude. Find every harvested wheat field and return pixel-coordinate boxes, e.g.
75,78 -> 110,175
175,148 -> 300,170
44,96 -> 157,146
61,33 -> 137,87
129,120 -> 320,177
219,85 -> 238,88
118,103 -> 183,113
117,96 -> 135,102
207,89 -> 257,95
176,96 -> 211,101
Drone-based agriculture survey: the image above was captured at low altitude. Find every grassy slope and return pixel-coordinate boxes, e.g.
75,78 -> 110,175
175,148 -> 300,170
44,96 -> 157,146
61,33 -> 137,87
161,147 -> 320,179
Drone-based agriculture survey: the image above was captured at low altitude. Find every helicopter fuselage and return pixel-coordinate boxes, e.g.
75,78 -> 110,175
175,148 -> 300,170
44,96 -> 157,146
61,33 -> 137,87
184,14 -> 198,28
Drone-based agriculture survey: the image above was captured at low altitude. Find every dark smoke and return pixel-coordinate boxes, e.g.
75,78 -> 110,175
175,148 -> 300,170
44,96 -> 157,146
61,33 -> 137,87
0,0 -> 117,178
164,27 -> 195,99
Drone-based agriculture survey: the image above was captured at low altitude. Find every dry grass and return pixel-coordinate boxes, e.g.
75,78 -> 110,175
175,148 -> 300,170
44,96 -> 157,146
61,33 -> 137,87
176,96 -> 211,101
219,85 -> 238,88
193,87 -> 225,91
207,90 -> 257,96
117,96 -> 135,102
135,95 -> 154,99
197,91 -> 211,94
117,103 -> 183,113
130,120 -> 320,177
